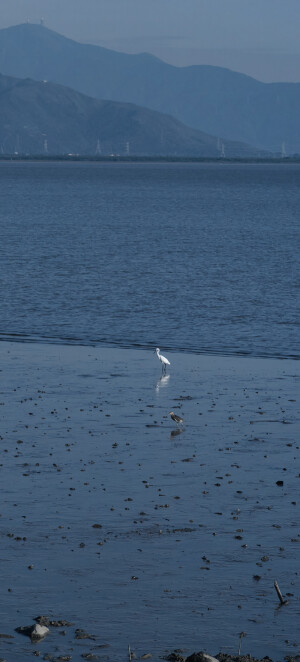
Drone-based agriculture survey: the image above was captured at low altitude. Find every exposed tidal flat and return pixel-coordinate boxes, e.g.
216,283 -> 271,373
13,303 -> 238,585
0,340 -> 299,662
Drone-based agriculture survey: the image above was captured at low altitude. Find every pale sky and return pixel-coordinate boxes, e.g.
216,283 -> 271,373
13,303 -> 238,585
0,0 -> 299,82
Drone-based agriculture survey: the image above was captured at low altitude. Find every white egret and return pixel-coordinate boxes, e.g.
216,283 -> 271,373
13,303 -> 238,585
155,347 -> 170,372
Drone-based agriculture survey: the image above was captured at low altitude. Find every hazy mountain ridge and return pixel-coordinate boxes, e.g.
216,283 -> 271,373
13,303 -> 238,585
0,23 -> 299,154
0,72 -> 265,156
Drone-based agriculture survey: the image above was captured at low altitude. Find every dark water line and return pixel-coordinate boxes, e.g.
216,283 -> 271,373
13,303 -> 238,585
1,330 -> 298,360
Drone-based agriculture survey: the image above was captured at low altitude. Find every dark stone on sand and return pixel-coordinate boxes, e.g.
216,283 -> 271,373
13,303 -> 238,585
15,623 -> 49,641
186,655 -> 215,662
217,655 -> 274,662
35,616 -> 73,627
15,625 -> 36,637
75,628 -> 96,640
165,654 -> 276,662
173,527 -> 196,533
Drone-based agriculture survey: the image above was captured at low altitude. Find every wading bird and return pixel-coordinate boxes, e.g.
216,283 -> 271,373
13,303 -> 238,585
169,411 -> 184,426
155,347 -> 170,372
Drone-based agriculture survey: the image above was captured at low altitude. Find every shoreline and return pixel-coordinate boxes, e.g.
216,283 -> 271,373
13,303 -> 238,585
0,155 -> 300,164
0,333 -> 298,361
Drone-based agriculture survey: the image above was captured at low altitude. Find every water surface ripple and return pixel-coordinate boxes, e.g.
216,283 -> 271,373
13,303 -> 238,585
0,162 -> 299,358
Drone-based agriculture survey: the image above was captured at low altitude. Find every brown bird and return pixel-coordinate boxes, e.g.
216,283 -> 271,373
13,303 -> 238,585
169,411 -> 184,426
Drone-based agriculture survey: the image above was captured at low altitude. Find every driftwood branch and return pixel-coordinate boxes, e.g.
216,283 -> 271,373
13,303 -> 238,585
238,631 -> 247,655
274,580 -> 288,605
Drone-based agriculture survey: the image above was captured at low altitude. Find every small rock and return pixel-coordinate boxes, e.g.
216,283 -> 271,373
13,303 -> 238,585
31,624 -> 49,641
35,616 -> 73,627
75,628 -> 96,640
186,655 -> 219,662
15,623 -> 49,641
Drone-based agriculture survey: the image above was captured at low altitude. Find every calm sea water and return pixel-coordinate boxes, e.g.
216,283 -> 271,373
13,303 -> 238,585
0,161 -> 299,358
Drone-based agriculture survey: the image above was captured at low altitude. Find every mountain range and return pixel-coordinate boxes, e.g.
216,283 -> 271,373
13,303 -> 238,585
0,23 -> 299,155
0,72 -> 265,157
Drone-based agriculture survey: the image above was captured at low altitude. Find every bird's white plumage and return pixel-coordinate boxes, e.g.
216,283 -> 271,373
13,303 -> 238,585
155,347 -> 170,370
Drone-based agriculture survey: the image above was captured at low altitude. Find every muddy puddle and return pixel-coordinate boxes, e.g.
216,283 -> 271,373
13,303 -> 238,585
0,342 -> 299,661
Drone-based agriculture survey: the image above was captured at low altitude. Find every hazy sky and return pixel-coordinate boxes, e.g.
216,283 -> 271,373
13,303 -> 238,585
0,0 -> 299,82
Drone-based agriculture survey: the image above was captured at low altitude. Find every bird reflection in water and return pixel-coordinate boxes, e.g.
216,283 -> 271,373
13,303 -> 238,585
155,373 -> 170,393
170,427 -> 184,438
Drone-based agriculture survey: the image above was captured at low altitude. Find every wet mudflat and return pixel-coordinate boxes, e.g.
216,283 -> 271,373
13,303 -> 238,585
0,341 -> 299,662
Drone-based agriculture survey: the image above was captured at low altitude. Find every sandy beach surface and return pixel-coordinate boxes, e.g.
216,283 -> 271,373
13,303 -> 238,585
0,340 -> 299,662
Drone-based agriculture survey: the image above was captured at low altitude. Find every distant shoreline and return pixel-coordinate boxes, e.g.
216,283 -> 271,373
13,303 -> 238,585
0,155 -> 299,164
